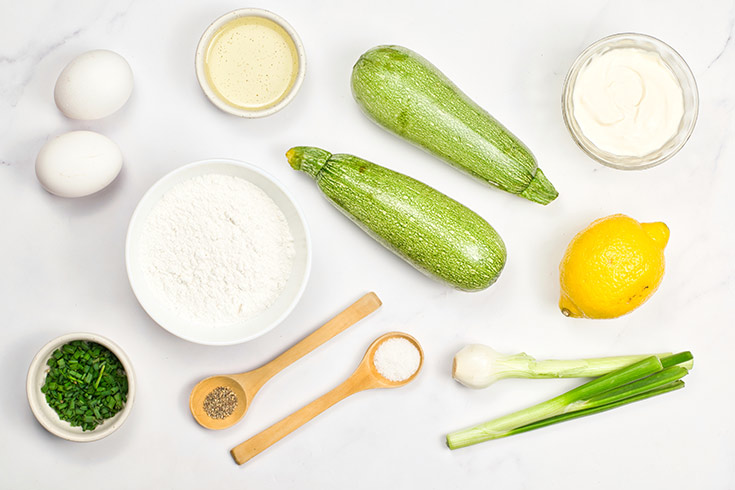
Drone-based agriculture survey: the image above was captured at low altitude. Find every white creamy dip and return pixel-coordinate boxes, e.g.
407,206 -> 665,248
572,47 -> 684,157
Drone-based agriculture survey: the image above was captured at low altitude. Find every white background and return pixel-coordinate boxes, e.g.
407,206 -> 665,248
1,0 -> 733,488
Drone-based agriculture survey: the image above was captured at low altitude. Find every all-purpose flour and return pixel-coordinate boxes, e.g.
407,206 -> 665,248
140,174 -> 295,325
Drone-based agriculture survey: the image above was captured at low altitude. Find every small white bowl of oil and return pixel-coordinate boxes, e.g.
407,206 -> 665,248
195,8 -> 306,118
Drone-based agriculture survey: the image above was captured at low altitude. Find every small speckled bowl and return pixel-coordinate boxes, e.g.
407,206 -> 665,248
195,8 -> 306,118
26,332 -> 136,442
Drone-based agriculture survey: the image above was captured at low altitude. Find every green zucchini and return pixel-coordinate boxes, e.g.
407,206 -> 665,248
351,45 -> 558,205
287,146 -> 506,291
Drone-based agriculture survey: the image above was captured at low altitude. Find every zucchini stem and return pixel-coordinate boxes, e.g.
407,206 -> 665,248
286,146 -> 332,178
518,168 -> 558,205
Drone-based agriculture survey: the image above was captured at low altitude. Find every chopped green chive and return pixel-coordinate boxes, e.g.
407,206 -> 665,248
41,341 -> 128,431
93,364 -> 106,390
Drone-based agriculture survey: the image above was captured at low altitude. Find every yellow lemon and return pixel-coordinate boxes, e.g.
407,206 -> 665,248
559,214 -> 669,319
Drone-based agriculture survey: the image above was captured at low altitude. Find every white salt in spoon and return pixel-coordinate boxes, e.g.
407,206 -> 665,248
230,332 -> 423,465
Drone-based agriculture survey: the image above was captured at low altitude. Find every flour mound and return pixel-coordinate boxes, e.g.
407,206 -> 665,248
141,174 -> 295,325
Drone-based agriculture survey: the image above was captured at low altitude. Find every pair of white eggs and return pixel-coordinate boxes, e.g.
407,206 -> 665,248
36,50 -> 133,198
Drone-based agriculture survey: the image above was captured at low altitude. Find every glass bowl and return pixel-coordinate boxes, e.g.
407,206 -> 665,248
562,33 -> 698,170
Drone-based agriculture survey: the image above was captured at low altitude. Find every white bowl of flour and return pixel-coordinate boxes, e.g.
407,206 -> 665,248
126,159 -> 311,345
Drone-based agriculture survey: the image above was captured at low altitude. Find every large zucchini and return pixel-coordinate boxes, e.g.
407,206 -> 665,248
287,146 -> 506,291
351,45 -> 558,205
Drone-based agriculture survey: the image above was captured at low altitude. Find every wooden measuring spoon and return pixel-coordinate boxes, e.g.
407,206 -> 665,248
189,292 -> 382,430
230,331 -> 423,465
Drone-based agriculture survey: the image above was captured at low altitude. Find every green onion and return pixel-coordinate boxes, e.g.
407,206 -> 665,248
451,344 -> 689,389
503,381 -> 685,438
41,340 -> 128,431
446,352 -> 693,450
660,351 -> 694,369
577,365 -> 688,411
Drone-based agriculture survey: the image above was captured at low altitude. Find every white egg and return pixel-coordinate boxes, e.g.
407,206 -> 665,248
54,50 -> 133,120
35,131 -> 123,198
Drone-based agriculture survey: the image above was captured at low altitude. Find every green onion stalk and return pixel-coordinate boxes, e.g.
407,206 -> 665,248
451,344 -> 691,389
446,352 -> 693,450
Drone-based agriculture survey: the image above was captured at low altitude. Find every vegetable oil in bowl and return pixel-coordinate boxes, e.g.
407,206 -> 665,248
196,9 -> 306,117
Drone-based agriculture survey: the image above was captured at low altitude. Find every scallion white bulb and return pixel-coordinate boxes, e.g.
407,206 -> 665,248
452,344 -> 677,389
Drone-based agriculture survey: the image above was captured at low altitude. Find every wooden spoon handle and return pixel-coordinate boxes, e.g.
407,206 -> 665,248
231,377 -> 366,465
240,292 -> 381,391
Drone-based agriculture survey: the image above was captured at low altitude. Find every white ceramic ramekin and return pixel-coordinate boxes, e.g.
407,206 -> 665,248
195,8 -> 306,118
27,332 -> 136,442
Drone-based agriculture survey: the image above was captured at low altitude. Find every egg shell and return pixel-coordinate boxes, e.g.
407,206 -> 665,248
35,131 -> 123,198
54,50 -> 133,120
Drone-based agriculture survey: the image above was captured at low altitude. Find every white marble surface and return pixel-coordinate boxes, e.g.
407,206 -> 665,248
2,0 -> 734,487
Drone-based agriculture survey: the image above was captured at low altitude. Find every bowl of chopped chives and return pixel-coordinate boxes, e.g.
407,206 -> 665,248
26,332 -> 136,442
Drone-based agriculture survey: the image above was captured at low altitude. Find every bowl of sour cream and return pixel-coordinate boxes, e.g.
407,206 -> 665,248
562,33 -> 698,170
